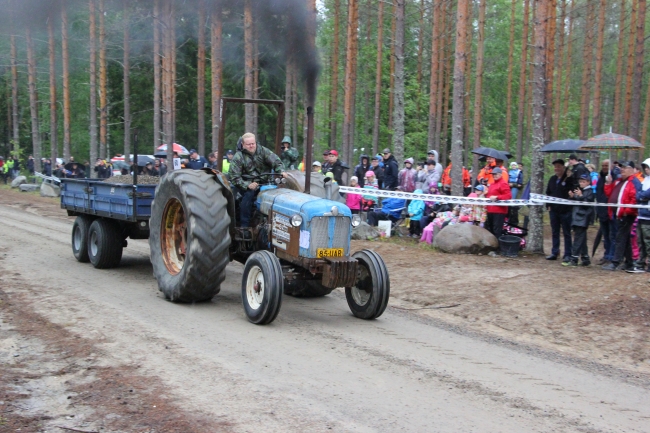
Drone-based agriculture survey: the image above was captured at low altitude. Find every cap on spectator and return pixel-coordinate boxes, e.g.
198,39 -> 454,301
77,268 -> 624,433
329,149 -> 339,156
226,149 -> 234,155
474,184 -> 485,191
371,155 -> 381,161
146,162 -> 152,166
568,153 -> 578,160
350,176 -> 358,183
427,149 -> 436,155
492,167 -> 503,174
620,160 -> 635,169
579,173 -> 589,180
404,157 -> 414,165
510,162 -> 518,169
426,159 -> 436,165
365,170 -> 375,177
552,158 -> 565,165
382,148 -> 391,154
312,161 -> 321,167
322,150 -> 330,156
189,149 -> 197,154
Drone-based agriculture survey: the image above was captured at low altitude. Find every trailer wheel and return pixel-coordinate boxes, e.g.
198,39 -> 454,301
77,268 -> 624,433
72,215 -> 93,263
149,170 -> 231,302
345,250 -> 390,320
283,280 -> 333,297
88,219 -> 124,269
242,251 -> 283,325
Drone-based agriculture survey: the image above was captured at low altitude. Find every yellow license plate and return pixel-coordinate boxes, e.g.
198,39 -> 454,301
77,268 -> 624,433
316,248 -> 344,258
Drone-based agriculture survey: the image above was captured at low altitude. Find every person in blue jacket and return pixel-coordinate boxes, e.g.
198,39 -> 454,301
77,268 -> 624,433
407,189 -> 425,238
186,149 -> 208,169
634,157 -> 650,272
366,196 -> 407,226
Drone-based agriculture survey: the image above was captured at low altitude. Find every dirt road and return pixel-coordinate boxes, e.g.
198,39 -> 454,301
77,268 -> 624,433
1,189 -> 649,432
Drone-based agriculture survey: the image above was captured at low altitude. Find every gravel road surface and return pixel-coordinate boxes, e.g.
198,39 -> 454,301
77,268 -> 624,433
0,201 -> 648,432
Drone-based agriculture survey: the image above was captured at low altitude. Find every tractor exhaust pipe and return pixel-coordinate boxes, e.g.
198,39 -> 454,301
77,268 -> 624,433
324,176 -> 332,201
304,106 -> 314,195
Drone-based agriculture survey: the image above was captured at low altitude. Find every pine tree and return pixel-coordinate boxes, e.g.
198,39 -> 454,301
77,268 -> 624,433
450,0 -> 469,196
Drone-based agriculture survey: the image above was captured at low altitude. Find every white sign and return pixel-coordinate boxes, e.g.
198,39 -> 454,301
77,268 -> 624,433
172,158 -> 181,171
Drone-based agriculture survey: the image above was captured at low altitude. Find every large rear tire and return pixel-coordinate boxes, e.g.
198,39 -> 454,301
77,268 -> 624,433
149,170 -> 231,302
72,215 -> 93,263
242,251 -> 283,325
345,250 -> 390,320
88,219 -> 124,269
283,280 -> 333,297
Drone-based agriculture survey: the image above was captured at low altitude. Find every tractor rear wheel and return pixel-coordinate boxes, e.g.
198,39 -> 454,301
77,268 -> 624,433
149,170 -> 231,302
345,250 -> 390,320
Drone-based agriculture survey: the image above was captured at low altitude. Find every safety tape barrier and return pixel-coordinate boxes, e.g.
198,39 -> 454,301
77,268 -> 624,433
337,186 -> 650,209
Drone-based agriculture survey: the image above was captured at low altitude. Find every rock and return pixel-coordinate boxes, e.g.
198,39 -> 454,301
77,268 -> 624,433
433,223 -> 499,255
351,221 -> 381,240
40,182 -> 61,197
11,176 -> 27,188
19,184 -> 40,192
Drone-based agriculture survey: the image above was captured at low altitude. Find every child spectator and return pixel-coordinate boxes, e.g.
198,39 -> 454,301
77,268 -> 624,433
420,206 -> 461,245
566,174 -> 594,267
508,162 -> 524,199
586,163 -> 598,194
468,184 -> 488,227
346,176 -> 362,214
362,170 -> 379,211
407,189 -> 425,238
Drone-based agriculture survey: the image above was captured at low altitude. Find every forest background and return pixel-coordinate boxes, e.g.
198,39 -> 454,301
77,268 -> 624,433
0,0 -> 649,251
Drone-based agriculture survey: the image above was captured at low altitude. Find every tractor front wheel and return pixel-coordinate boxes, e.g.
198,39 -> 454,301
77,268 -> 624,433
242,251 -> 283,325
345,250 -> 390,320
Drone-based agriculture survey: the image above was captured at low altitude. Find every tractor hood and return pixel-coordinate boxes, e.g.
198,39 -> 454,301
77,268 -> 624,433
257,188 -> 352,220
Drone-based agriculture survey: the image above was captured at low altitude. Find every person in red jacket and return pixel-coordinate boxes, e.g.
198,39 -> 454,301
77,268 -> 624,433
602,160 -> 642,271
485,167 -> 512,237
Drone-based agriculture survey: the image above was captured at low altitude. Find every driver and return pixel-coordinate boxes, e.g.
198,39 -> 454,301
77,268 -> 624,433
229,132 -> 288,228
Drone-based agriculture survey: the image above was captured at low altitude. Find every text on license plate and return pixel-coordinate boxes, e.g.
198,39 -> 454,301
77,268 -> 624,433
316,248 -> 344,258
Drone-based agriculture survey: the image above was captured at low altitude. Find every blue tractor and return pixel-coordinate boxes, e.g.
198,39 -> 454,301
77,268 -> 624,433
148,168 -> 390,324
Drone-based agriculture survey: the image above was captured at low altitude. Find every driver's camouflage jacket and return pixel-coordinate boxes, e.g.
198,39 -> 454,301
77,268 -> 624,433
229,145 -> 285,190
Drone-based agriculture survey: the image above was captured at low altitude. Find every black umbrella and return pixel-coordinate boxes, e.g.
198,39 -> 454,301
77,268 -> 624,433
540,139 -> 588,153
136,156 -> 155,167
471,147 -> 510,161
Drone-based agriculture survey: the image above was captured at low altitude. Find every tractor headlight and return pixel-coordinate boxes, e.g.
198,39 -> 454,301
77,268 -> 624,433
290,214 -> 303,227
351,214 -> 361,227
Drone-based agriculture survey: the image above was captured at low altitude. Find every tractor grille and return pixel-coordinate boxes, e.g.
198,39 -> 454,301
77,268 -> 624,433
309,216 -> 350,257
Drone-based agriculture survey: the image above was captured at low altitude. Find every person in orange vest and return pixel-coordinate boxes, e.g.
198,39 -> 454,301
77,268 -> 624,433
477,157 -> 508,187
441,163 -> 472,195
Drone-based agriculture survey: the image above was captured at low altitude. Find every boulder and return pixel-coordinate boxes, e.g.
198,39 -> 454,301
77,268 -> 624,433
19,183 -> 40,192
351,221 -> 381,240
11,175 -> 27,188
40,182 -> 61,197
433,223 -> 498,255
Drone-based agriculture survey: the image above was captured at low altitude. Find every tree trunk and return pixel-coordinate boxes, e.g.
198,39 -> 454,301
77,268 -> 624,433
26,28 -> 42,173
153,0 -> 162,152
391,0 -> 405,163
464,0 -> 473,159
591,0 -> 607,137
341,0 -> 359,164
515,0 -> 531,161
372,0 -> 384,157
123,0 -> 131,162
253,18 -> 259,138
450,0 -> 468,197
623,0 -> 638,134
99,0 -> 107,160
578,3 -> 595,139
89,0 -> 98,175
560,0 -> 576,137
434,1 -> 448,152
552,0 -> 567,140
61,5 -> 71,160
613,0 -> 627,132
197,0 -> 206,156
388,0 -> 397,136
210,2 -> 222,153
416,0 -> 425,96
472,0 -> 486,171
544,0 -> 556,144
285,55 -> 293,137
329,0 -> 340,148
171,5 -> 177,146
641,74 -> 650,146
527,0 -> 548,254
163,0 -> 174,170
10,32 -> 19,154
244,0 -> 254,133
48,17 -> 58,164
427,0 -> 442,152
441,6 -> 453,164
504,0 -> 516,151
292,65 -> 299,148
628,0 -> 646,142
